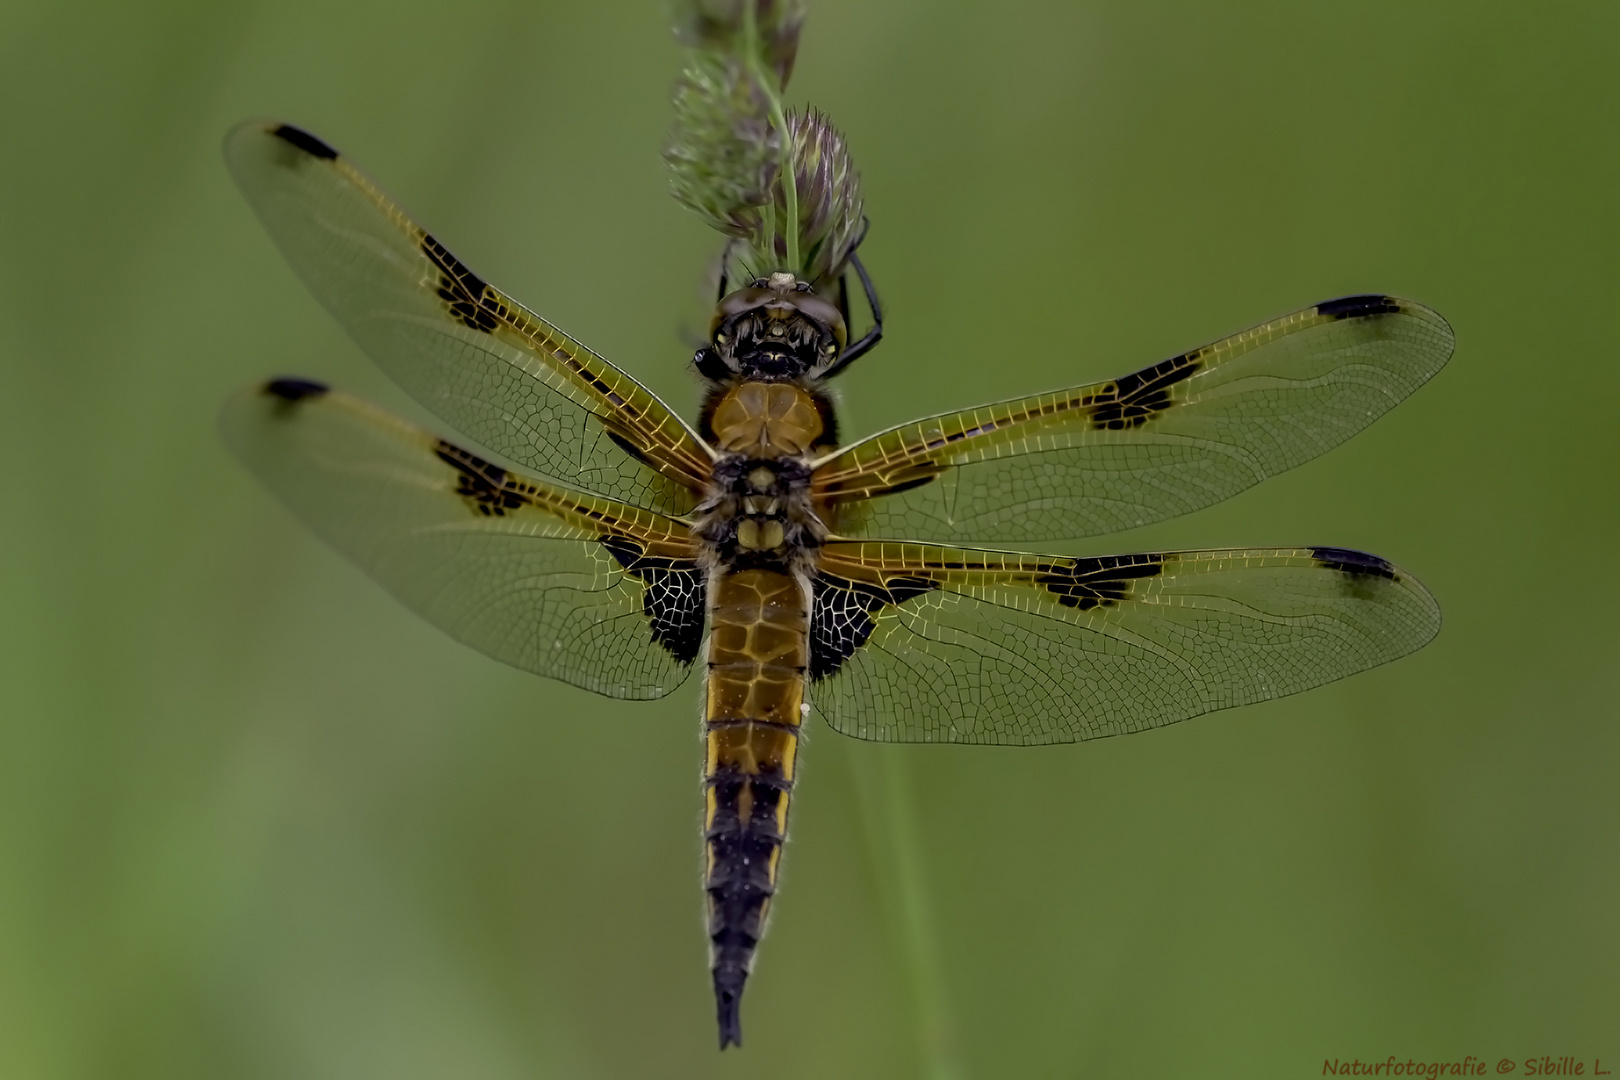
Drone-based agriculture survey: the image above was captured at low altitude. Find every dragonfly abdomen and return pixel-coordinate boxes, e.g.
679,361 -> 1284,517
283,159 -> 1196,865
703,566 -> 809,1048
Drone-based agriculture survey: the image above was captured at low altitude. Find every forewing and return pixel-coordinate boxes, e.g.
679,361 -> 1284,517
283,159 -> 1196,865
224,120 -> 713,515
815,297 -> 1453,543
809,541 -> 1439,744
221,379 -> 706,699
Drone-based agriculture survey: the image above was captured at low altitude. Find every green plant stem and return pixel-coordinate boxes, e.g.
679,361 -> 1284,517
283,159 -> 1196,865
742,0 -> 800,273
850,745 -> 965,1080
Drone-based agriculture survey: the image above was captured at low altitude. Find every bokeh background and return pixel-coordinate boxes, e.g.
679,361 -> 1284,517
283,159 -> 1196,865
2,2 -> 1616,1077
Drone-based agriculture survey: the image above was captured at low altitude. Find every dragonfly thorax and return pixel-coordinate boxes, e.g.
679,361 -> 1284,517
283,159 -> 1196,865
701,272 -> 847,381
695,392 -> 828,565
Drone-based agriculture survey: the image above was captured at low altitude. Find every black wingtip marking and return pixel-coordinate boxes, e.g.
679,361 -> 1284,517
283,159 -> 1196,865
262,377 -> 329,402
1311,546 -> 1397,581
270,124 -> 338,161
1316,294 -> 1401,321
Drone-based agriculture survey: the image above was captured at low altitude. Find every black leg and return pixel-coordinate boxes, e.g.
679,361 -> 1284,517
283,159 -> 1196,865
823,247 -> 883,377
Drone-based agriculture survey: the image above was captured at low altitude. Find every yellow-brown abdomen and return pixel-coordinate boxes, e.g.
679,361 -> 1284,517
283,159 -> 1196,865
703,566 -> 808,1047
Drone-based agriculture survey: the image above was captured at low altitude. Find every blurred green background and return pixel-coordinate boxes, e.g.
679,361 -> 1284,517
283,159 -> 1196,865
2,2 -> 1616,1077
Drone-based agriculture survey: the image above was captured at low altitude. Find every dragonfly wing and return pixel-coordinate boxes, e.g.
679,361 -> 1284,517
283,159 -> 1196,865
808,541 -> 1440,744
221,379 -> 705,699
815,297 -> 1453,543
224,120 -> 713,516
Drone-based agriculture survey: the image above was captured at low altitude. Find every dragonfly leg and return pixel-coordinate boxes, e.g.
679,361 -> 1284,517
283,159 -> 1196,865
823,234 -> 882,377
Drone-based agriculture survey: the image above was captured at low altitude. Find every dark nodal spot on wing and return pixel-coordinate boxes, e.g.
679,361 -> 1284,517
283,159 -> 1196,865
262,377 -> 328,403
433,440 -> 533,517
1316,294 -> 1401,321
1039,552 -> 1165,610
1084,352 -> 1202,431
270,124 -> 338,161
421,234 -> 500,334
434,440 -> 505,486
1114,352 -> 1203,397
1311,546 -> 1397,581
601,536 -> 707,665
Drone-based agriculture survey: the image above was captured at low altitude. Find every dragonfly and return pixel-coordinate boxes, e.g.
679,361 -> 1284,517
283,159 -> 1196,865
220,120 -> 1453,1049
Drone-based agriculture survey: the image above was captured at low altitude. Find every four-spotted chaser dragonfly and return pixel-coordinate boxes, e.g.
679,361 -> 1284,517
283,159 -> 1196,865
221,121 -> 1452,1048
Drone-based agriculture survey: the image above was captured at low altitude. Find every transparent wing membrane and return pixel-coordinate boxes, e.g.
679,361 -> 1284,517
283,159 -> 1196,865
809,542 -> 1440,744
221,380 -> 705,699
815,296 -> 1453,543
224,120 -> 714,516
222,121 -> 1447,742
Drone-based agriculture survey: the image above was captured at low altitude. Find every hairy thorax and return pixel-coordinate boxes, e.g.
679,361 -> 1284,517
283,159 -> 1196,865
695,379 -> 833,575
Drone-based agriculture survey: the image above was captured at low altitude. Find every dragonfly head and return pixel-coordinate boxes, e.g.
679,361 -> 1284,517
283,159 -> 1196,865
703,272 -> 847,381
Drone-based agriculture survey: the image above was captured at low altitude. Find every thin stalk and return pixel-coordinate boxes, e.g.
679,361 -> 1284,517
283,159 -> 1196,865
742,0 -> 800,273
850,745 -> 965,1080
759,200 -> 778,279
